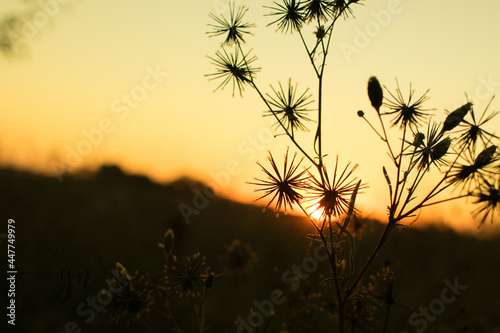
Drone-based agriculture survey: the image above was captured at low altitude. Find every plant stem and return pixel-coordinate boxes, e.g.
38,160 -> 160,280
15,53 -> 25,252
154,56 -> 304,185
420,194 -> 469,207
397,145 -> 467,220
344,219 -> 395,302
298,204 -> 344,333
392,125 -> 407,207
235,41 -> 323,172
197,286 -> 210,333
249,80 -> 318,164
328,217 -> 344,333
377,113 -> 398,167
382,304 -> 392,333
153,306 -> 184,333
298,29 -> 319,77
190,294 -> 202,333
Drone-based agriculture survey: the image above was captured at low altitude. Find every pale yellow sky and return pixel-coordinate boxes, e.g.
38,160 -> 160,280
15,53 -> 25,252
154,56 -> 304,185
1,0 -> 499,232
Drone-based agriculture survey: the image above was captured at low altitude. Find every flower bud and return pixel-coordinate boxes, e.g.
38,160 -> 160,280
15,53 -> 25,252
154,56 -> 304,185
474,145 -> 497,167
441,102 -> 472,133
432,137 -> 451,161
368,76 -> 383,112
315,25 -> 326,39
159,229 -> 174,255
115,262 -> 133,290
205,273 -> 215,289
412,132 -> 425,147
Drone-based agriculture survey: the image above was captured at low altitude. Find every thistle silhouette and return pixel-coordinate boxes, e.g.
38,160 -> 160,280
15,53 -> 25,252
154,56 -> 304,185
206,1 -> 499,332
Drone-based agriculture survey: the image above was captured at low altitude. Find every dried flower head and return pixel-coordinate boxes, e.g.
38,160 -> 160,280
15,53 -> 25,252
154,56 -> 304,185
265,79 -> 315,136
207,4 -> 255,46
102,263 -> 155,325
411,132 -> 425,147
307,157 -> 364,219
249,149 -> 309,215
410,123 -> 451,170
265,0 -> 305,33
166,253 -> 208,297
302,0 -> 334,22
383,80 -> 432,129
344,297 -> 377,332
473,176 -> 500,226
286,280 -> 334,320
456,96 -> 500,152
330,0 -> 362,19
449,146 -> 498,194
364,264 -> 395,307
220,239 -> 258,275
448,150 -> 478,191
315,25 -> 327,39
206,46 -> 260,96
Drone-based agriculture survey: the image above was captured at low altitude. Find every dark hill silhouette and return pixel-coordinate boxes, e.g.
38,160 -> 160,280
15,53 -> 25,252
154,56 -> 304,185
1,165 -> 499,332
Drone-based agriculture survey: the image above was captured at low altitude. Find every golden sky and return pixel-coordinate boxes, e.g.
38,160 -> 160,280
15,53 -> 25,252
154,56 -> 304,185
1,0 -> 500,232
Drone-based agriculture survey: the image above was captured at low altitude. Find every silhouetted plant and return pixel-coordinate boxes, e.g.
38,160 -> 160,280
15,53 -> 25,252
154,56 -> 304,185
100,229 -> 218,333
206,1 -> 499,332
220,238 -> 259,276
101,263 -> 156,325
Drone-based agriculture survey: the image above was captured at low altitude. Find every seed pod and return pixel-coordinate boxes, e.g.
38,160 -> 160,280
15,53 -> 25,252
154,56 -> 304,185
205,273 -> 215,289
441,103 -> 472,133
368,77 -> 383,112
432,137 -> 452,162
160,229 -> 174,256
474,145 -> 497,167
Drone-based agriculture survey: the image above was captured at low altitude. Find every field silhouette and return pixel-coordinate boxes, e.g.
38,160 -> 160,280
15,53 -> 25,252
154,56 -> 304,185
1,165 -> 499,332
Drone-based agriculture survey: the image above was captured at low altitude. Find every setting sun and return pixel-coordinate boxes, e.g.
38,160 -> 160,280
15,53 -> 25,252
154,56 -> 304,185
308,202 -> 325,221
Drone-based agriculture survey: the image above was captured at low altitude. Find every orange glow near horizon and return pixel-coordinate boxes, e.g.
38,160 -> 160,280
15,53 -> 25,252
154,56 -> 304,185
308,203 -> 325,221
1,1 -> 500,235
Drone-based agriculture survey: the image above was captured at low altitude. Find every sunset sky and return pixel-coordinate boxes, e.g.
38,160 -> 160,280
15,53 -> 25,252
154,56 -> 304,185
1,0 -> 499,232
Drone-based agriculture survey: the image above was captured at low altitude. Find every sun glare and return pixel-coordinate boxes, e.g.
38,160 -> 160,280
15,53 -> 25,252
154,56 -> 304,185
308,203 -> 324,220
